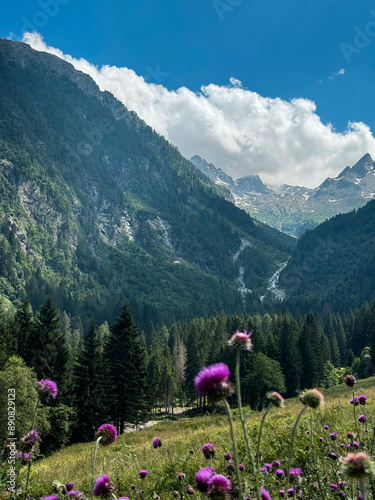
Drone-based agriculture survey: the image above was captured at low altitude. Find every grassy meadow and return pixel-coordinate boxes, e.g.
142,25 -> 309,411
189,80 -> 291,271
12,376 -> 375,499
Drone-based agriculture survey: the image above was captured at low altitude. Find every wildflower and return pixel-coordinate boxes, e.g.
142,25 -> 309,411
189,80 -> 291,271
358,395 -> 368,405
330,432 -> 338,440
66,483 -> 74,492
202,443 -> 215,459
328,451 -> 339,460
239,464 -> 245,471
287,488 -> 294,497
348,431 -> 355,439
68,491 -> 86,500
267,391 -> 285,408
342,452 -> 375,478
306,430 -> 310,435
194,363 -> 235,402
338,481 -> 347,487
260,488 -> 271,500
260,467 -> 268,473
17,452 -> 30,464
289,468 -> 301,481
353,441 -> 360,448
93,475 -> 114,497
319,437 -> 324,442
41,496 -> 59,500
338,492 -> 345,499
340,443 -> 345,448
330,484 -> 338,490
152,436 -> 162,448
195,466 -> 215,493
324,425 -> 329,430
274,459 -> 281,467
358,415 -> 366,423
300,389 -> 324,408
224,453 -> 232,461
38,379 -> 58,399
96,424 -> 117,446
279,491 -> 285,497
208,474 -> 231,491
276,468 -> 285,478
228,330 -> 252,351
264,463 -> 273,470
118,498 -> 130,500
139,470 -> 148,479
21,429 -> 39,452
350,397 -> 359,406
186,486 -> 195,495
345,375 -> 356,387
178,473 -> 185,480
173,491 -> 179,497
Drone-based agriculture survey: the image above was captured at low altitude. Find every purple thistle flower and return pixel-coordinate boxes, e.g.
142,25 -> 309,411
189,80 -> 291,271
260,487 -> 271,500
330,484 -> 338,490
353,441 -> 360,448
17,452 -> 30,464
66,483 -> 74,492
194,363 -> 234,401
260,467 -> 268,473
276,468 -> 285,478
300,389 -> 324,408
358,395 -> 368,405
330,432 -> 338,440
274,459 -> 281,467
287,488 -> 294,498
152,436 -> 162,448
350,397 -> 359,406
289,468 -> 301,478
186,486 -> 195,495
342,452 -> 375,479
38,379 -> 58,399
338,493 -> 345,499
118,498 -> 130,500
279,490 -> 285,497
338,481 -> 347,487
195,466 -> 215,493
178,472 -> 185,480
21,429 -> 39,452
359,415 -> 366,423
340,443 -> 345,448
347,431 -> 355,439
328,451 -> 339,460
345,375 -> 356,387
208,474 -> 231,492
324,425 -> 329,430
41,496 -> 59,500
93,474 -> 114,497
202,443 -> 215,459
224,452 -> 232,461
139,470 -> 148,479
228,330 -> 253,351
239,463 -> 245,471
96,424 -> 117,446
68,491 -> 86,500
319,437 -> 324,442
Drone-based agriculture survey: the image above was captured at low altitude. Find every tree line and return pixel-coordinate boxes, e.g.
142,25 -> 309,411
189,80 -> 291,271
1,296 -> 375,454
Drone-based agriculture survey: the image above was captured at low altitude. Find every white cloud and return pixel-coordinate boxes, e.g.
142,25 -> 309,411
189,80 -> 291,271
329,68 -> 346,80
23,32 -> 375,187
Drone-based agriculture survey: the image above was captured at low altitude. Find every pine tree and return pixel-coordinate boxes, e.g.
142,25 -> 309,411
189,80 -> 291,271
72,323 -> 113,442
106,303 -> 149,433
13,299 -> 34,362
278,314 -> 302,397
29,297 -> 69,394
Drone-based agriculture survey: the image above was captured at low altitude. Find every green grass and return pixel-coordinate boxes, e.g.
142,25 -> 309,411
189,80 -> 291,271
5,378 -> 375,499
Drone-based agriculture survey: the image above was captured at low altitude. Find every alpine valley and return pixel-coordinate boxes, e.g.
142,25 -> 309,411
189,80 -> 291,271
0,38 -> 295,326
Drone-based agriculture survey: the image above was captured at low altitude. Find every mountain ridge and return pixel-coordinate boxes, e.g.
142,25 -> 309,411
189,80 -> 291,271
190,153 -> 375,237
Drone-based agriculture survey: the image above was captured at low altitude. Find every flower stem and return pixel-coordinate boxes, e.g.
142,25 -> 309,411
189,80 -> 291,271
91,436 -> 102,500
286,405 -> 308,492
24,399 -> 39,500
256,403 -> 271,473
359,478 -> 367,500
235,349 -> 258,494
224,399 -> 245,500
353,388 -> 359,436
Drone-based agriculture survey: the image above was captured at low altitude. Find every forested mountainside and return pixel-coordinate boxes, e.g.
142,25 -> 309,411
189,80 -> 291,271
279,199 -> 375,313
0,39 -> 294,325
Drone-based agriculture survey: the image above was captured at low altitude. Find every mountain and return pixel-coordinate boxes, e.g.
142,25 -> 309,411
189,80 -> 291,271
0,39 -> 295,326
278,199 -> 375,313
190,154 -> 375,237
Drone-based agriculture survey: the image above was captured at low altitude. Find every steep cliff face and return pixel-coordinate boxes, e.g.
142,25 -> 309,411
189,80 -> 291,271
0,39 -> 294,324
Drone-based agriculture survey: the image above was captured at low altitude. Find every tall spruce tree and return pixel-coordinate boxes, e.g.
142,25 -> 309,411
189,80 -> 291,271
13,299 -> 34,362
29,297 -> 69,394
106,303 -> 149,433
72,323 -> 113,442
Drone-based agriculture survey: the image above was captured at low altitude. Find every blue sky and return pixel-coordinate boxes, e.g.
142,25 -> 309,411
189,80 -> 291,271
2,0 -> 375,185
